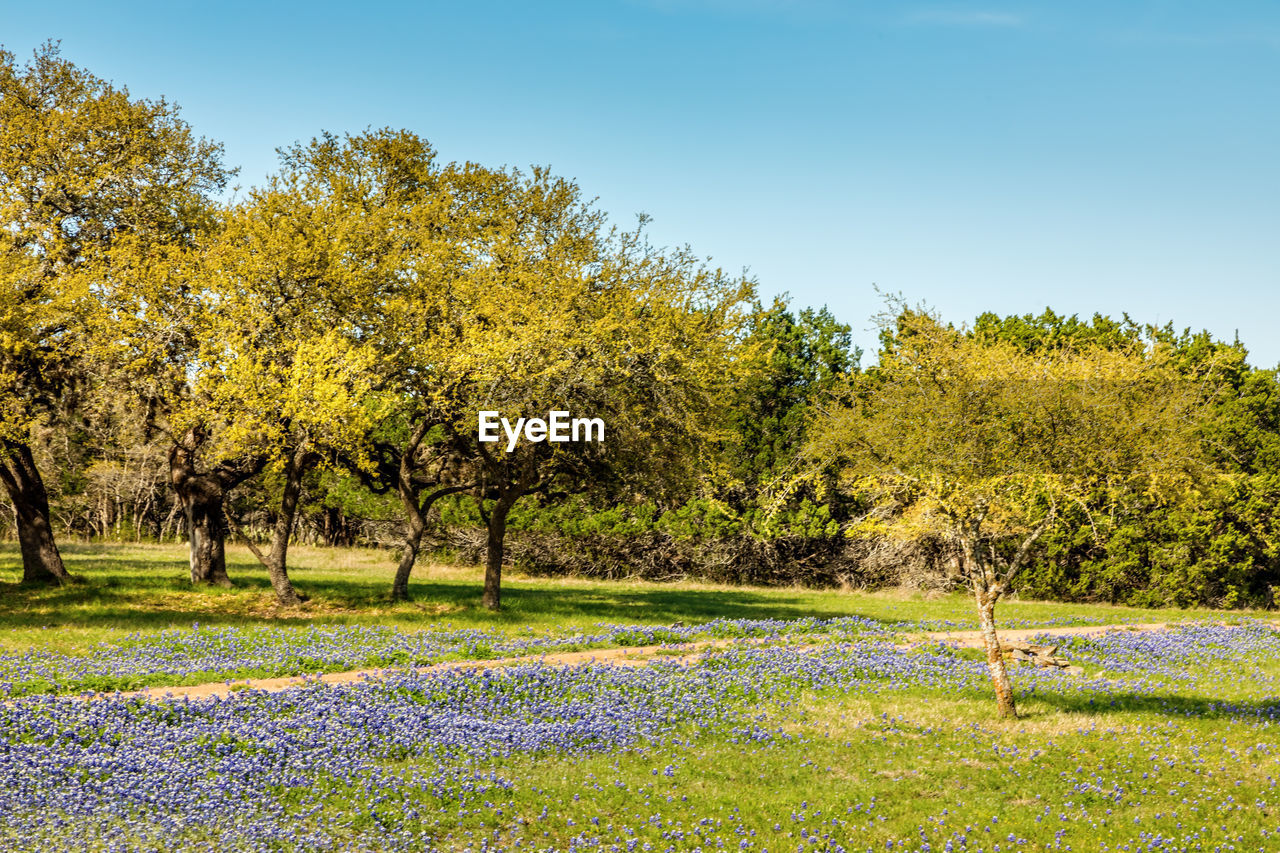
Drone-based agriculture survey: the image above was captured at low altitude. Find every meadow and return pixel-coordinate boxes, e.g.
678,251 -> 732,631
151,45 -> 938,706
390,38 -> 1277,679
1,543 -> 1277,852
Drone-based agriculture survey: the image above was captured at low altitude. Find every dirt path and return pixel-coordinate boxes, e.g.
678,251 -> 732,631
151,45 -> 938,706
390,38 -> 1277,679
106,640 -> 740,703
91,620 -> 1213,704
917,621 -> 1178,648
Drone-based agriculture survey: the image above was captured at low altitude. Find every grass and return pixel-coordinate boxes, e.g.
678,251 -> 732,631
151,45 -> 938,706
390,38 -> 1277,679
0,542 -> 1247,657
240,646 -> 1280,851
3,542 -> 1280,850
302,640 -> 1280,851
481,687 -> 1280,851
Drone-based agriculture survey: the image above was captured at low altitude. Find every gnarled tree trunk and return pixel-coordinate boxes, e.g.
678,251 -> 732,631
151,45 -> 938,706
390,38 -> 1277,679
183,489 -> 230,586
959,509 -> 1055,720
168,426 -> 265,586
393,483 -> 472,601
0,442 -> 71,585
961,532 -> 1018,719
392,420 -> 433,602
171,467 -> 231,586
975,583 -> 1016,719
390,421 -> 473,601
392,510 -> 426,602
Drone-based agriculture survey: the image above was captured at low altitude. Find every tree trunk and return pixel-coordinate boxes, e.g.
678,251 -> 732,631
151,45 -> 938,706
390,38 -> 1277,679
391,421 -> 432,603
482,496 -> 515,611
0,442 -> 71,585
263,446 -> 311,607
393,480 -> 471,602
169,427 -> 270,589
169,435 -> 232,586
181,488 -> 231,586
392,508 -> 425,602
975,584 -> 1017,719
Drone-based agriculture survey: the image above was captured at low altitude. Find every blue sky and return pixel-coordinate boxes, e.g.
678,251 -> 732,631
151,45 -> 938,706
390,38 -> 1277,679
4,1 -> 1278,365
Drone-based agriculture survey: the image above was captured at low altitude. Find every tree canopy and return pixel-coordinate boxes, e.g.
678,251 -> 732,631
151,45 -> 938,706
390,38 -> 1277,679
0,42 -> 227,584
4,46 -> 1280,646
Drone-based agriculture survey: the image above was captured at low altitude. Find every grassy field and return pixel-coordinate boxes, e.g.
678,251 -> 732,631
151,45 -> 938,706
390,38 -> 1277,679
2,542 -> 1278,852
0,542 -> 1244,655
490,684 -> 1280,853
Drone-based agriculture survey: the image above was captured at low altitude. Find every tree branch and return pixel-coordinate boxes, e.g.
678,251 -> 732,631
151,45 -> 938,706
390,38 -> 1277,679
223,511 -> 272,571
998,505 -> 1058,586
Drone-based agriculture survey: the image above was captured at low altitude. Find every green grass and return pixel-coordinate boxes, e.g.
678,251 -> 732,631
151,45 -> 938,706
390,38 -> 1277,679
4,542 -> 1280,850
0,541 -> 1249,656
292,654 -> 1280,851
472,690 -> 1280,851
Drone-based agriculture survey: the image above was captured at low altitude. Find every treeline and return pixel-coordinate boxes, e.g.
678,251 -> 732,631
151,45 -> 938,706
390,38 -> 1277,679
3,45 -> 1279,609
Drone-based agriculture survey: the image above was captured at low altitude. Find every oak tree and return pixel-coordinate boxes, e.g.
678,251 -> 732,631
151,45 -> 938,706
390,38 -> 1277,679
455,194 -> 753,610
0,43 -> 227,584
170,131 -> 427,604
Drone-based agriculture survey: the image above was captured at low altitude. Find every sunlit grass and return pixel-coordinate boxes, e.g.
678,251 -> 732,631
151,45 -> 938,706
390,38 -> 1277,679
0,542 -> 1247,656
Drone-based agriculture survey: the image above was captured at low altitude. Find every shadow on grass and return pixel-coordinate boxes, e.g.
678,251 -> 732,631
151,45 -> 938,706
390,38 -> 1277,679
0,542 -> 893,633
1025,687 -> 1280,723
0,576 -> 875,630
406,580 -> 865,624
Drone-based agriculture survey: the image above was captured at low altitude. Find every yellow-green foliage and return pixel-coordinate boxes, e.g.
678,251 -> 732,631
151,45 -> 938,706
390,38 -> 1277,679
373,157 -> 756,496
0,43 -> 225,445
169,133 -> 421,470
810,307 -> 1212,565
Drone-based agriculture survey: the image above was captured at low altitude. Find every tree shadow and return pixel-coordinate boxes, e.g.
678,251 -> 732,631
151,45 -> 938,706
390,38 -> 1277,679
1022,683 -> 1280,723
398,580 -> 868,625
0,564 -> 911,635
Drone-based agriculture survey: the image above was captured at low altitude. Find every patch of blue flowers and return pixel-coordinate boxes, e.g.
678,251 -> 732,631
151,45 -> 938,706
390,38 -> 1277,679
0,617 -> 894,697
3,620 -> 1277,851
1034,621 -> 1280,684
0,638 -> 982,851
0,613 -> 1131,699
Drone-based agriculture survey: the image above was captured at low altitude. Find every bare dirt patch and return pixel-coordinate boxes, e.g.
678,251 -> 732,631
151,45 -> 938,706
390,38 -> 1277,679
109,639 -> 743,703
915,621 -> 1180,648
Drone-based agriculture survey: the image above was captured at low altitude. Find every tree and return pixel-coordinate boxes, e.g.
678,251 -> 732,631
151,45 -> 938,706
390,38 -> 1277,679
184,223 -> 381,605
970,308 -> 1143,354
96,234 -> 271,586
972,311 -> 1280,608
349,162 -> 752,608
457,203 -> 753,610
285,135 -> 503,602
808,305 -> 1210,717
160,130 -> 439,604
731,299 -> 856,488
113,129 -> 447,592
723,299 -> 857,543
0,42 -> 227,584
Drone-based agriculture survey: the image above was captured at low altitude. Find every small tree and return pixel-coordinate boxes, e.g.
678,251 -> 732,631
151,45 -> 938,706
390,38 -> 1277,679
808,306 -> 1210,717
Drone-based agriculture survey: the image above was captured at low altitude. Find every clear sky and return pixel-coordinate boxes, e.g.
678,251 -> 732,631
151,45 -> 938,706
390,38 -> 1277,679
4,1 -> 1277,365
